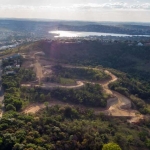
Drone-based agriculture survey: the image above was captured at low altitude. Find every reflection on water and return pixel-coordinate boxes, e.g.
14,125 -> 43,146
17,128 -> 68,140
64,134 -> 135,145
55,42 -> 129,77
49,30 -> 130,37
50,31 -> 80,37
49,30 -> 150,38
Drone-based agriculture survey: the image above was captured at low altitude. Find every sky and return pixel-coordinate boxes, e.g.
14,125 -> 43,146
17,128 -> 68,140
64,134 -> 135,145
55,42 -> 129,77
0,0 -> 150,22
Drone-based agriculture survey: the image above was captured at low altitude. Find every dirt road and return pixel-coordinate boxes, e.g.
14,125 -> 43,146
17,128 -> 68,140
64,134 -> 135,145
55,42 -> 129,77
22,80 -> 84,89
34,56 -> 44,84
100,70 -> 142,120
23,57 -> 143,122
23,68 -> 142,122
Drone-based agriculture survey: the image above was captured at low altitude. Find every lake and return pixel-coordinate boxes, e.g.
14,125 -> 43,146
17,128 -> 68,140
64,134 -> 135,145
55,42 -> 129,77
49,30 -> 150,38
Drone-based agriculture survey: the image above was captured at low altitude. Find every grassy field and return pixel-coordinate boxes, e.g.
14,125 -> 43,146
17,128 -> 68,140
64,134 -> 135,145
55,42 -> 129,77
58,77 -> 76,85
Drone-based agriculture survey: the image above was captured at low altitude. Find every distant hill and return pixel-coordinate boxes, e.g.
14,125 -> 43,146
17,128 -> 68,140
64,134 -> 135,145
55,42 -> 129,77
0,19 -> 150,35
57,24 -> 150,35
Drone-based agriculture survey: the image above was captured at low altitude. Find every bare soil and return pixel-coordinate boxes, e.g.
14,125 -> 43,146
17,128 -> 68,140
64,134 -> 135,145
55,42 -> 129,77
22,52 -> 143,123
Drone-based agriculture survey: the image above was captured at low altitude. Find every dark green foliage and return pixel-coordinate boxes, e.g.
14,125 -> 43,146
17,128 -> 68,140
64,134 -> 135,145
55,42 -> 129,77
20,83 -> 109,108
51,83 -> 108,107
2,55 -> 23,68
5,104 -> 16,111
18,68 -> 36,82
51,65 -> 111,82
2,42 -> 150,150
40,40 -> 150,81
108,69 -> 150,114
2,68 -> 36,111
0,106 -> 149,150
2,68 -> 36,90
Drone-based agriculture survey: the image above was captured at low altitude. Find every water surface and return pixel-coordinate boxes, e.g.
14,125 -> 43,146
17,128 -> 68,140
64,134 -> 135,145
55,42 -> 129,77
49,30 -> 131,37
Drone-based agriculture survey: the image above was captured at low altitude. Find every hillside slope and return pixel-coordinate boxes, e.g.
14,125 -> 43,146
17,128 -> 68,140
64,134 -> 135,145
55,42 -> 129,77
36,40 -> 150,81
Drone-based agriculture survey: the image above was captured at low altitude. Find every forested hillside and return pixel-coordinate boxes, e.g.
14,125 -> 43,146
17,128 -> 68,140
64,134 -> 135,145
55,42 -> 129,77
1,106 -> 150,150
1,40 -> 150,150
108,69 -> 150,114
36,40 -> 150,82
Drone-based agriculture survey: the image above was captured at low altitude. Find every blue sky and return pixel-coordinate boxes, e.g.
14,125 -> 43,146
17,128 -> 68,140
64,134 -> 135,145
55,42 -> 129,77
0,0 -> 150,22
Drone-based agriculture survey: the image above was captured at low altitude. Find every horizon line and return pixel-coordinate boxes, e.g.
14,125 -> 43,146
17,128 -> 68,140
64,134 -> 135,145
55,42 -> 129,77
0,17 -> 150,24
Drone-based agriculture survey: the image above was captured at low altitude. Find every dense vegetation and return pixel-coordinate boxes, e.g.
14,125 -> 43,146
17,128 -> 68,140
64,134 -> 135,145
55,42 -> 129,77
50,65 -> 111,82
2,55 -> 23,68
19,83 -> 109,108
2,68 -> 36,111
2,67 -> 108,111
45,65 -> 110,86
102,143 -> 122,150
2,68 -> 36,88
108,69 -> 150,114
50,83 -> 108,107
2,41 -> 150,150
38,40 -> 150,82
1,106 -> 150,150
32,40 -> 150,112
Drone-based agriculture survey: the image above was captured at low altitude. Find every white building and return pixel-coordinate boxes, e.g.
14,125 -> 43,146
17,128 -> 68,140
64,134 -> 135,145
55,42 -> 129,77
137,42 -> 143,46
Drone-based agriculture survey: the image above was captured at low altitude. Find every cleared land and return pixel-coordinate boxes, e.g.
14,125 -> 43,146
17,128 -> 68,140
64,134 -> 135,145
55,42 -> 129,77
21,53 -> 143,122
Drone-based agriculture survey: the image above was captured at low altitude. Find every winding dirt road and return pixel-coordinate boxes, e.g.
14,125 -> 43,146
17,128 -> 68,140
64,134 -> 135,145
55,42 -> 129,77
22,81 -> 84,89
23,54 -> 143,122
23,69 -> 142,122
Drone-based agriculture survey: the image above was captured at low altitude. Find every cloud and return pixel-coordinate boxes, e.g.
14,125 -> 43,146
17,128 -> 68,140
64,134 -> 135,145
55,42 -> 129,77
71,2 -> 150,10
0,2 -> 150,12
0,5 -> 36,10
72,2 -> 127,9
0,5 -> 69,11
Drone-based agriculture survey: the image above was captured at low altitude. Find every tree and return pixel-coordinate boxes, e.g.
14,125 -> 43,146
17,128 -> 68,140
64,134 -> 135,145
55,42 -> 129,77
146,139 -> 150,148
13,100 -> 22,111
40,94 -> 45,102
6,104 -> 16,111
44,102 -> 49,111
102,143 -> 122,150
64,106 -> 72,118
45,93 -> 51,100
13,143 -> 25,150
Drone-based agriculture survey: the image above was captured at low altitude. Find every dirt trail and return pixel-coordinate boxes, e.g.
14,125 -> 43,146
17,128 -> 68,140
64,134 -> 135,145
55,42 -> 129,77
34,59 -> 43,83
100,71 -> 142,120
102,70 -> 117,95
23,58 -> 143,122
22,81 -> 84,89
23,99 -> 106,114
34,53 -> 44,84
24,103 -> 44,114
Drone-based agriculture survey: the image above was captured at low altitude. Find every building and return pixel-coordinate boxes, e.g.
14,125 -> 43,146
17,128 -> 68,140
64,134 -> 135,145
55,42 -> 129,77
137,42 -> 143,46
16,65 -> 20,68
